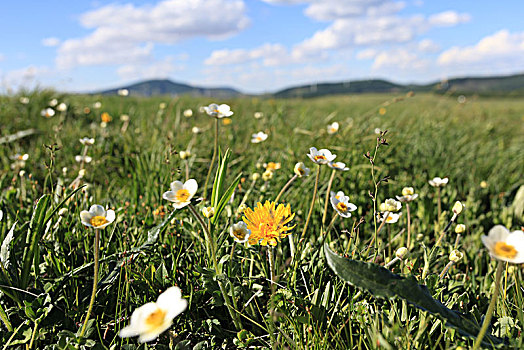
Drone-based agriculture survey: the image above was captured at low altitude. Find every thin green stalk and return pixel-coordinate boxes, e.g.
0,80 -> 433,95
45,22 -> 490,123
322,169 -> 336,226
421,213 -> 457,280
267,248 -> 277,349
364,211 -> 388,258
0,302 -> 12,332
203,118 -> 219,200
187,203 -> 242,330
300,164 -> 321,241
79,228 -> 100,338
472,261 -> 504,350
406,203 -> 411,249
274,174 -> 298,203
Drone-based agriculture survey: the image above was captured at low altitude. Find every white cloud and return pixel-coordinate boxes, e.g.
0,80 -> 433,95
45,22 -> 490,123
42,37 -> 61,47
428,10 -> 471,27
437,30 -> 524,68
204,43 -> 288,65
56,0 -> 249,68
0,53 -> 5,62
418,38 -> 440,52
372,48 -> 429,70
1,65 -> 53,91
356,48 -> 378,60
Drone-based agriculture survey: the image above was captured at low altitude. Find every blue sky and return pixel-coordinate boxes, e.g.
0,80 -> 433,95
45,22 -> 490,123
1,0 -> 523,94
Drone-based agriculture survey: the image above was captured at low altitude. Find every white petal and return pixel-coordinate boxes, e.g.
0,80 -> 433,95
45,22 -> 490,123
80,211 -> 93,226
105,210 -> 116,223
488,225 -> 510,242
184,179 -> 198,197
119,325 -> 140,338
170,181 -> 184,192
163,191 -> 177,202
89,205 -> 106,217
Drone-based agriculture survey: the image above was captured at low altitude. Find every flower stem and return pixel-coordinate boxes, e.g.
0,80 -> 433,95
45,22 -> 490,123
203,118 -> 219,200
80,228 -> 100,338
406,203 -> 411,249
472,261 -> 504,350
321,169 -> 336,226
364,211 -> 389,258
300,164 -> 320,241
187,203 -> 242,330
436,187 -> 442,231
438,261 -> 455,280
274,174 -> 297,203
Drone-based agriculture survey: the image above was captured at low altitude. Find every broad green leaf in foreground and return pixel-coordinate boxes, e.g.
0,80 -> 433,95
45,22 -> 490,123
324,243 -> 505,348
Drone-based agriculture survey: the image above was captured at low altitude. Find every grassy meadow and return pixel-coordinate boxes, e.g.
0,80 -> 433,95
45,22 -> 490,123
0,90 -> 523,349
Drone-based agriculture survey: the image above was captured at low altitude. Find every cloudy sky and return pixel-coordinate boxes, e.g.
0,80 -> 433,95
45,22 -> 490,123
1,0 -> 523,94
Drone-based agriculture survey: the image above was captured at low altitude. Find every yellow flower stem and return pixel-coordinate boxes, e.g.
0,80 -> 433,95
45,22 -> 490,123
472,260 -> 504,350
300,164 -> 321,242
438,261 -> 455,280
187,203 -> 242,330
274,174 -> 298,203
406,203 -> 412,249
184,159 -> 190,182
453,234 -> 462,249
203,118 -> 219,200
364,211 -> 388,259
436,187 -> 442,231
80,228 -> 100,338
321,169 -> 336,227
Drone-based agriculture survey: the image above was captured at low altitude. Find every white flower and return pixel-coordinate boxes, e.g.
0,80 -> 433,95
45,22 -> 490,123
251,131 -> 268,143
481,225 -> 524,264
374,128 -> 382,135
80,205 -> 115,229
328,161 -> 349,171
379,198 -> 402,212
11,153 -> 29,161
452,201 -> 464,215
192,126 -> 202,134
254,112 -> 264,119
307,147 -> 336,164
230,221 -> 251,243
294,162 -> 310,177
429,177 -> 449,187
327,122 -> 339,134
119,287 -> 187,343
117,88 -> 129,96
41,108 -> 55,118
183,109 -> 193,117
203,103 -> 233,118
330,191 -> 357,218
75,155 -> 92,163
380,212 -> 402,224
396,187 -> 418,202
120,114 -> 130,122
179,150 -> 191,160
162,179 -> 198,209
19,97 -> 30,104
57,103 -> 68,112
202,206 -> 215,218
159,102 -> 167,110
93,101 -> 102,109
49,98 -> 58,107
79,137 -> 95,146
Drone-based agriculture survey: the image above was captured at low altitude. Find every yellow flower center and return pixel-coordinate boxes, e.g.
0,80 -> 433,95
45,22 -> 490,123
494,242 -> 517,259
175,189 -> 190,202
386,215 -> 394,222
232,228 -> 247,240
336,202 -> 348,213
314,155 -> 326,161
90,216 -> 108,227
145,308 -> 166,329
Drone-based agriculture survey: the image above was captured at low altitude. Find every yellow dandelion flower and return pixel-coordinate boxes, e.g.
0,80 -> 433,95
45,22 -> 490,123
242,201 -> 295,246
379,107 -> 387,115
101,112 -> 112,123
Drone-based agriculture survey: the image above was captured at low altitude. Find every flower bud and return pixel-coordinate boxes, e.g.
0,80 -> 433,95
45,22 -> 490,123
179,150 -> 191,160
294,162 -> 310,177
455,224 -> 466,234
449,250 -> 463,263
402,187 -> 414,196
237,204 -> 247,215
251,173 -> 260,181
183,109 -> 193,117
262,170 -> 273,181
395,247 -> 408,259
202,206 -> 215,218
452,201 -> 464,215
58,208 -> 68,216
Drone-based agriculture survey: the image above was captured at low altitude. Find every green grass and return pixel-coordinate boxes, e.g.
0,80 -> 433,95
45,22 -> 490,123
0,90 -> 523,349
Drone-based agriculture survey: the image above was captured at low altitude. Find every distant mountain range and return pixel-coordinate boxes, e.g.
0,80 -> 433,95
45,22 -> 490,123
97,73 -> 524,98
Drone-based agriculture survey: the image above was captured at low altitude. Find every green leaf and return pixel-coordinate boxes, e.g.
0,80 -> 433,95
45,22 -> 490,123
21,195 -> 52,289
324,243 -> 505,347
211,148 -> 229,208
211,172 -> 242,225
